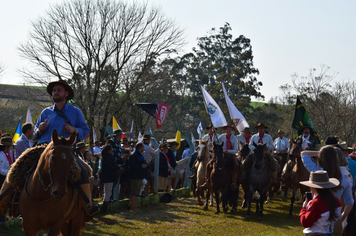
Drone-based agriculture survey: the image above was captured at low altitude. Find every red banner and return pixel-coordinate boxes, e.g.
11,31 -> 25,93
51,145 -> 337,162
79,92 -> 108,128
155,103 -> 170,129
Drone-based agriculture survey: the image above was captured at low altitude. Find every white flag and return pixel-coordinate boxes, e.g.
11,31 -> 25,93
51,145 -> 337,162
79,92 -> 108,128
191,132 -> 195,145
222,82 -> 249,134
200,85 -> 227,128
92,127 -> 97,142
26,107 -> 33,124
129,120 -> 134,141
149,127 -> 153,135
197,122 -> 203,139
138,132 -> 143,142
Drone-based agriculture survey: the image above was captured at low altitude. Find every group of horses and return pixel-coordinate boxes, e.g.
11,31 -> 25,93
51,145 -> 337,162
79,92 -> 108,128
193,140 -> 309,218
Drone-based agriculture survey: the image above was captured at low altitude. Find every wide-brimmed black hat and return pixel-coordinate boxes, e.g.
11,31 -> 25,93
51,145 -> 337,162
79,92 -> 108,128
300,170 -> 339,189
47,80 -> 74,100
206,123 -> 215,130
112,129 -> 122,137
143,134 -> 151,140
255,123 -> 268,129
76,142 -> 86,149
302,125 -> 311,131
0,137 -> 13,146
223,121 -> 236,130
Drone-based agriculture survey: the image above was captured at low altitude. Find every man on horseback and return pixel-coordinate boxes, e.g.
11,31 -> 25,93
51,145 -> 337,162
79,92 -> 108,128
0,80 -> 98,222
244,123 -> 278,185
295,125 -> 319,150
201,121 -> 239,190
236,127 -> 252,146
189,123 -> 218,179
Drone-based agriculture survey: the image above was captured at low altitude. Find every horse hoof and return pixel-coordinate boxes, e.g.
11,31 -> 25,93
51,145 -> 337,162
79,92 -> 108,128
203,206 -> 208,211
223,207 -> 229,213
230,207 -> 237,213
198,202 -> 203,206
215,211 -> 220,214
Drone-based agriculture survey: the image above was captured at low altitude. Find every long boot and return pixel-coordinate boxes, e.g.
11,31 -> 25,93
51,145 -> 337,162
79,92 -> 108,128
101,201 -> 109,214
149,174 -> 157,194
0,181 -> 14,222
79,181 -> 100,222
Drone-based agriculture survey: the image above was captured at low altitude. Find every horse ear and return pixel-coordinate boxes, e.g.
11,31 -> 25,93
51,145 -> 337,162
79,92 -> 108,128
69,131 -> 77,146
52,129 -> 59,143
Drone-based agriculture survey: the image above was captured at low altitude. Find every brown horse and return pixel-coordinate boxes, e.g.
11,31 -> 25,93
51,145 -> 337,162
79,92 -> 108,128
208,142 -> 238,214
281,141 -> 310,215
19,130 -> 86,236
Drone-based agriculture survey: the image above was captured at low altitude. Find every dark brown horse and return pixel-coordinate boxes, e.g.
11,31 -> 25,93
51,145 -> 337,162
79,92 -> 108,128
281,141 -> 310,215
208,142 -> 238,214
19,130 -> 86,236
245,143 -> 270,218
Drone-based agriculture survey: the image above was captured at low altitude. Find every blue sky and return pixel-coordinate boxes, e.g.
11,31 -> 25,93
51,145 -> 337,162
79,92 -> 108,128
1,0 -> 355,101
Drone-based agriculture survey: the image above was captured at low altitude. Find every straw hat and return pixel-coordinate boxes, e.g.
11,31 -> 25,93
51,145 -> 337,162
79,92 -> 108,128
299,170 -> 339,189
277,129 -> 285,134
76,142 -> 86,149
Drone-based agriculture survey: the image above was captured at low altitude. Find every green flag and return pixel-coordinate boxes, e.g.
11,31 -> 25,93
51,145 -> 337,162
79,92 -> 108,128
292,96 -> 320,142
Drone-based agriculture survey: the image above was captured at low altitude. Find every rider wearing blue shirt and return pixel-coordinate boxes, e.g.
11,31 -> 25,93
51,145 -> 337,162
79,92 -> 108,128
34,103 -> 89,144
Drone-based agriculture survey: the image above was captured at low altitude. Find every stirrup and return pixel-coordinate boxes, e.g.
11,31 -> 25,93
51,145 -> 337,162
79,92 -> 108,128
85,202 -> 100,219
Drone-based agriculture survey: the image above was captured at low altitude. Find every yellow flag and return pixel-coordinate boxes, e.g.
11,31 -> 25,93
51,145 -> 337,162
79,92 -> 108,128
175,123 -> 181,151
113,116 -> 121,131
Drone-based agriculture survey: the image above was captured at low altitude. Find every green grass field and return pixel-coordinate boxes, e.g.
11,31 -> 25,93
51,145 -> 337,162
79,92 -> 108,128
1,190 -> 304,236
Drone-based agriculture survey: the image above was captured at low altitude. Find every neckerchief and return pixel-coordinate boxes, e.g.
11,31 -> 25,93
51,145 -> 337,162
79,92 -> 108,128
160,151 -> 171,166
245,134 -> 251,144
209,134 -> 213,142
226,134 -> 232,150
258,133 -> 264,144
5,151 -> 12,165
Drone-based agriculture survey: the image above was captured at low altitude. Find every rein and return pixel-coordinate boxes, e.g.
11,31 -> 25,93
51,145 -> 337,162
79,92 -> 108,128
24,144 -> 74,202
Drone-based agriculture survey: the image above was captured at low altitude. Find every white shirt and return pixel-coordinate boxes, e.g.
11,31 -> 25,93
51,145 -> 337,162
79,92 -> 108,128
274,136 -> 289,153
249,133 -> 274,151
93,146 -> 101,154
182,148 -> 190,159
302,134 -> 311,150
218,133 -> 238,154
0,151 -> 10,176
143,142 -> 160,162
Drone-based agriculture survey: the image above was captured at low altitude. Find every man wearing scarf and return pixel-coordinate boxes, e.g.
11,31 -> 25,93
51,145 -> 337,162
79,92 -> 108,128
202,121 -> 239,190
244,123 -> 278,186
295,126 -> 319,150
236,127 -> 252,148
249,123 -> 274,151
202,123 -> 220,151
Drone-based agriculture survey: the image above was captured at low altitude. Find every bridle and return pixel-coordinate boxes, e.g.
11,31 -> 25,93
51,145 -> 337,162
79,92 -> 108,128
25,144 -> 74,201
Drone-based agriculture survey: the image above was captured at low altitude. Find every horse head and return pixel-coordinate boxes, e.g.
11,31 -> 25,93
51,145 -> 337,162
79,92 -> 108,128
252,142 -> 267,169
197,140 -> 209,162
42,129 -> 77,199
289,140 -> 302,161
238,142 -> 250,160
213,141 -> 225,169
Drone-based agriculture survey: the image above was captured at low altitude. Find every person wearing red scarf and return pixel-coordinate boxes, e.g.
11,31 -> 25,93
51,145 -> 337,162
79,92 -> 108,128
202,121 -> 239,191
158,143 -> 173,192
236,127 -> 252,147
244,123 -> 278,188
249,123 -> 274,151
202,123 -> 219,151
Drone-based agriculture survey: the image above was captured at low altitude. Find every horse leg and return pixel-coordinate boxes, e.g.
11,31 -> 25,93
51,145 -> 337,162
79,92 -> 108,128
258,194 -> 265,217
222,188 -> 229,213
245,189 -> 253,218
197,187 -> 203,206
204,187 -> 209,211
214,188 -> 220,214
289,191 -> 296,216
